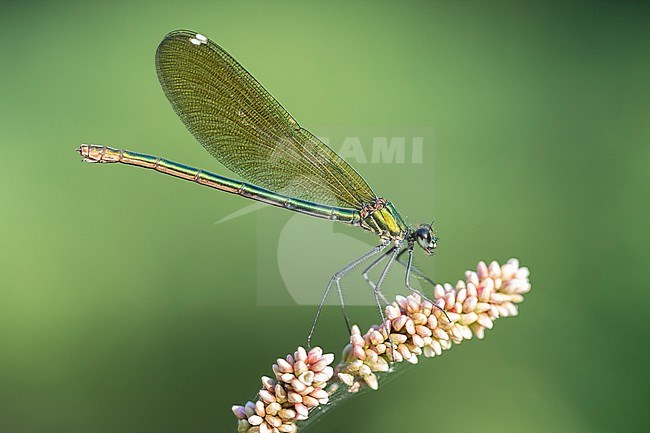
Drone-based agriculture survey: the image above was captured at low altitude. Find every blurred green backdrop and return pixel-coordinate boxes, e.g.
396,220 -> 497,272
1,1 -> 648,432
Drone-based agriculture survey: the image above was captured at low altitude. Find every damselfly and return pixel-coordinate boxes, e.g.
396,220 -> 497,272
77,30 -> 444,345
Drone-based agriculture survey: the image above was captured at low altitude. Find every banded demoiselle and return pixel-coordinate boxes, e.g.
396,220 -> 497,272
77,30 -> 444,345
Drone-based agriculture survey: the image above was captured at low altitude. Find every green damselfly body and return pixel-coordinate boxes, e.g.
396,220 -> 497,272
77,30 -> 445,345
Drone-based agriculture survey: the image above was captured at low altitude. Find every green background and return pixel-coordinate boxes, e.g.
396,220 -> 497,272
1,1 -> 648,432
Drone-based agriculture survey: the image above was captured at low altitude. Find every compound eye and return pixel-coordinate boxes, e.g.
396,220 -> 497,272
416,227 -> 431,249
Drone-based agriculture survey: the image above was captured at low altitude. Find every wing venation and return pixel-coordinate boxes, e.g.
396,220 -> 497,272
155,30 -> 376,209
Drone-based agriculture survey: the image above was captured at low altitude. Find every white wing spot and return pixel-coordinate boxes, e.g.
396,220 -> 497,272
189,33 -> 208,46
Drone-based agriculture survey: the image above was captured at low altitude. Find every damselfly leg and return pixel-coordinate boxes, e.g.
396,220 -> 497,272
307,240 -> 392,348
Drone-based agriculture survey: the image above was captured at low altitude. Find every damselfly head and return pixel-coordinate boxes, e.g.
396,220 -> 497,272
414,224 -> 437,255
